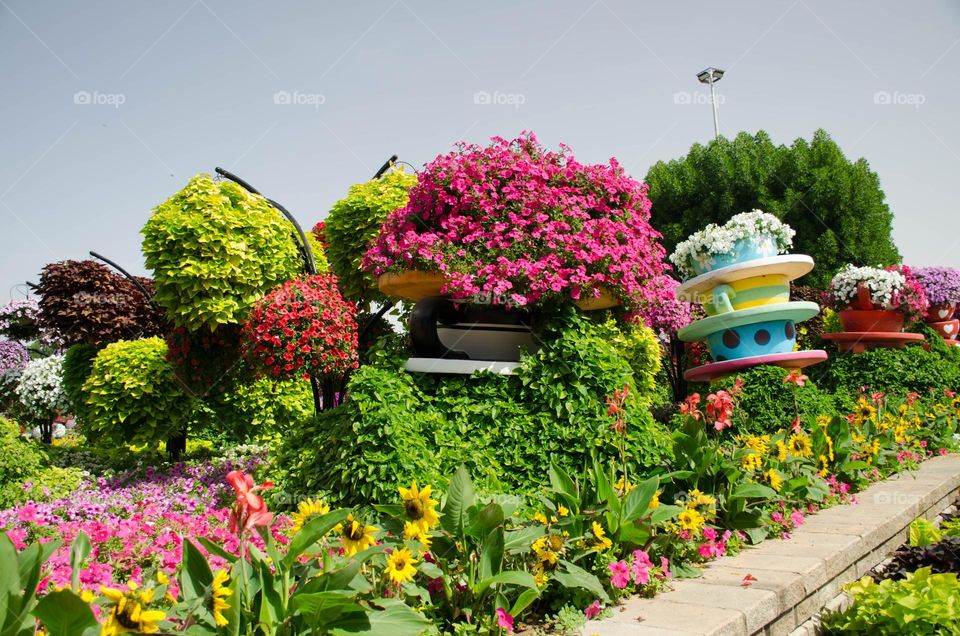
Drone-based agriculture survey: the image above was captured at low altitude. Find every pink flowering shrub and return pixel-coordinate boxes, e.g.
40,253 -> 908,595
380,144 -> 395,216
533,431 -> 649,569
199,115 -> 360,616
362,132 -> 670,308
625,275 -> 694,337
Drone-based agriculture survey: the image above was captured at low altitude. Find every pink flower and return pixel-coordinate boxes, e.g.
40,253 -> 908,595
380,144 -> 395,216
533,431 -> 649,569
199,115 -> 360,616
660,557 -> 672,579
585,600 -> 603,620
940,448 -> 948,456
631,550 -> 652,584
784,370 -> 808,386
496,608 -> 514,633
702,527 -> 717,542
608,560 -> 631,589
790,510 -> 805,527
770,512 -> 784,523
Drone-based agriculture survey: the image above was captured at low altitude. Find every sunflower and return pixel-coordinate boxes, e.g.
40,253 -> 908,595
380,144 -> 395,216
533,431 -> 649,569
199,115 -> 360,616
852,398 -> 877,425
741,452 -> 762,472
403,521 -> 432,553
649,490 -> 661,510
338,514 -> 378,556
399,481 -> 440,534
289,498 -> 331,535
209,570 -> 232,627
825,435 -> 835,461
100,583 -> 165,636
741,434 -> 770,454
818,454 -> 830,477
532,533 -> 565,566
788,433 -> 813,458
385,548 -> 417,585
687,489 -> 716,510
764,469 -> 783,492
816,415 -> 831,430
677,509 -> 705,533
775,441 -> 788,462
591,522 -> 612,551
615,476 -> 635,495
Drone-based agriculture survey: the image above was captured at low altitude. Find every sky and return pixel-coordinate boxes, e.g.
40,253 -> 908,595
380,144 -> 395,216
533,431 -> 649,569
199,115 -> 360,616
1,0 -> 959,299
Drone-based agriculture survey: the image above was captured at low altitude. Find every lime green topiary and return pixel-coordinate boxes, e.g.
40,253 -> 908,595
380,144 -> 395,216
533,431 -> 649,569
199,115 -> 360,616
141,174 -> 303,331
82,337 -> 194,446
324,168 -> 417,307
0,416 -> 43,488
61,343 -> 98,425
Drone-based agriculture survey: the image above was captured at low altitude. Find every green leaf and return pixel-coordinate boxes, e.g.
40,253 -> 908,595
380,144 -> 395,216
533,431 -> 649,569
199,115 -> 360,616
505,526 -> 545,553
474,570 -> 539,596
467,503 -> 504,538
649,504 -> 683,525
327,599 -> 429,636
69,534 -> 91,593
548,463 -> 578,501
478,528 -> 504,582
0,533 -> 22,629
622,476 -> 659,523
32,590 -> 98,636
440,465 -> 475,536
553,560 -> 610,602
179,539 -> 214,602
731,482 -> 778,500
284,509 -> 352,568
510,588 -> 540,617
291,590 -> 363,627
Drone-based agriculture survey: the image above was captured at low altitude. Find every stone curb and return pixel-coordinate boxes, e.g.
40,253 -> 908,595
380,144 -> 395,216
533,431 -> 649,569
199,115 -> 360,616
582,455 -> 960,636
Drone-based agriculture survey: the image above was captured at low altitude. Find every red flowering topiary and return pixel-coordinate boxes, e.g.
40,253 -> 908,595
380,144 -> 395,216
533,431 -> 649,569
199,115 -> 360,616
243,274 -> 359,380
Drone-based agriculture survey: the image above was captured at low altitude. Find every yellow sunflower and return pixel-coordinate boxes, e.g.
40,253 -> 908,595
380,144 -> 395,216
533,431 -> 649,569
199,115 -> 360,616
818,454 -> 830,477
741,452 -> 762,472
288,498 -> 331,535
677,509 -> 705,533
385,548 -> 418,585
776,440 -> 788,461
852,398 -> 876,425
100,583 -> 165,636
649,490 -> 661,510
764,469 -> 783,492
789,433 -> 813,458
688,489 -> 716,509
591,522 -> 612,551
338,514 -> 378,556
399,481 -> 440,534
532,533 -> 564,566
816,415 -> 831,430
403,521 -> 432,553
209,570 -> 232,627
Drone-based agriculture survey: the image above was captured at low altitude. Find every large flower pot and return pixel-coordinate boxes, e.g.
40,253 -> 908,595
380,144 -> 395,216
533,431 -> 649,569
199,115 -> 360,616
689,235 -> 779,277
926,303 -> 957,323
378,270 -> 448,302
574,287 -> 620,311
929,319 -> 959,340
839,310 -> 905,334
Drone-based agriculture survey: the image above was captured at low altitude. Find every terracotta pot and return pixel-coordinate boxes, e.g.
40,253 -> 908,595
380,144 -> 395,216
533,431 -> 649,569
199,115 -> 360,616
926,303 -> 957,323
378,270 -> 448,302
839,309 -> 905,333
575,288 -> 620,311
929,319 -> 960,339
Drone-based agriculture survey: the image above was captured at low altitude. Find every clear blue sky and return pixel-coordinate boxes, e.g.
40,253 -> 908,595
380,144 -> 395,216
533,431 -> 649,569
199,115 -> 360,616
2,1 -> 958,299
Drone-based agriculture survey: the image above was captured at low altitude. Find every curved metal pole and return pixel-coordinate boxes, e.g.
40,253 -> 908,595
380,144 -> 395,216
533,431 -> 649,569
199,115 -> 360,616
374,154 -> 399,179
214,167 -> 317,275
89,251 -> 157,305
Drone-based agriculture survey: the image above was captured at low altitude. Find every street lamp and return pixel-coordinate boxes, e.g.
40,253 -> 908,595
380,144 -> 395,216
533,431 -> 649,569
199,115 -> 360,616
696,67 -> 725,139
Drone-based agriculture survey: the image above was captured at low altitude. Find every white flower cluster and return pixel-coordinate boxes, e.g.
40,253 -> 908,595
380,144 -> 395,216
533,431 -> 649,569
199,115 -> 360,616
670,210 -> 796,279
829,265 -> 905,309
15,354 -> 71,419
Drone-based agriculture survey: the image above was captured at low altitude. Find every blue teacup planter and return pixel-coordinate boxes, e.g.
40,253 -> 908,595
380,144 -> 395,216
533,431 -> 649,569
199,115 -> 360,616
706,319 -> 797,362
689,235 -> 779,277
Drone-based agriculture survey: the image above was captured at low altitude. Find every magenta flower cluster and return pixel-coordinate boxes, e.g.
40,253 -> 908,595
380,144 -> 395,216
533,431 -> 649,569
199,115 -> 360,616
626,275 -> 694,336
0,457 -> 289,598
0,339 -> 30,373
362,132 -> 670,308
912,266 -> 960,307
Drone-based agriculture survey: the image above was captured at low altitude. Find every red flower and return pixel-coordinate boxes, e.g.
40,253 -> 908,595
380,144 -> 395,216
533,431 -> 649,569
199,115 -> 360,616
226,470 -> 274,535
783,370 -> 807,387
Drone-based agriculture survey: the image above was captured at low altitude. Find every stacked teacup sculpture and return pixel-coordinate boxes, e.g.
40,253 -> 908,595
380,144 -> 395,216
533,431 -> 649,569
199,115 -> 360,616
671,212 -> 828,382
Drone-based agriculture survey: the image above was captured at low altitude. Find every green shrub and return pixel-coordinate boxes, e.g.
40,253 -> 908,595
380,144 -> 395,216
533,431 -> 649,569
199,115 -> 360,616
194,376 -> 314,442
271,308 -> 672,507
711,365 -> 838,434
61,343 -> 98,424
0,417 -> 82,508
0,465 -> 85,508
82,337 -> 195,446
141,174 -> 303,331
0,416 -> 43,486
814,343 -> 960,411
324,169 -> 416,307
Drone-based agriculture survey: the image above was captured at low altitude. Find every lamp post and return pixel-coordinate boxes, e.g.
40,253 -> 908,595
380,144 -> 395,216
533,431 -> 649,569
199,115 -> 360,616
696,67 -> 725,139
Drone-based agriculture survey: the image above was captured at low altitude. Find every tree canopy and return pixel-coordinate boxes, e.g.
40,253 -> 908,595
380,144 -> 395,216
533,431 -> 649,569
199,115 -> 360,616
645,129 -> 900,287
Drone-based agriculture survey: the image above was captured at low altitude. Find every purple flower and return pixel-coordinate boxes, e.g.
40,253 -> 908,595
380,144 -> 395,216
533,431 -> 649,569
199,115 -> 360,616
0,339 -> 30,373
913,266 -> 960,307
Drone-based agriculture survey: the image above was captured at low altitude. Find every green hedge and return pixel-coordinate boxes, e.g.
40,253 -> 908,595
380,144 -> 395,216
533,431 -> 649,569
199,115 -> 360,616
0,417 -> 84,508
270,308 -> 671,506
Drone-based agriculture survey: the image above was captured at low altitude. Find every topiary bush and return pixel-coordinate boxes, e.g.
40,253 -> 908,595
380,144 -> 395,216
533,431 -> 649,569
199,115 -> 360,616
194,376 -> 314,443
61,343 -> 99,425
324,168 -> 416,307
814,342 -> 960,411
271,307 -> 672,507
0,417 -> 84,507
711,365 -> 838,434
141,174 -> 303,331
37,260 -> 164,346
82,337 -> 195,447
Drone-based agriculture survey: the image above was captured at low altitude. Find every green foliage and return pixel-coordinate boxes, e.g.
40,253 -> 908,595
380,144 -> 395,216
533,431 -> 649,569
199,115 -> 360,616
0,416 -> 43,488
272,308 -> 671,507
195,376 -> 314,442
821,568 -> 960,634
325,169 -> 416,306
646,130 -> 900,287
0,417 -> 83,508
82,337 -> 194,447
815,345 -> 960,411
141,174 -> 302,331
61,343 -> 98,425
909,518 -> 942,548
712,365 -> 838,433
